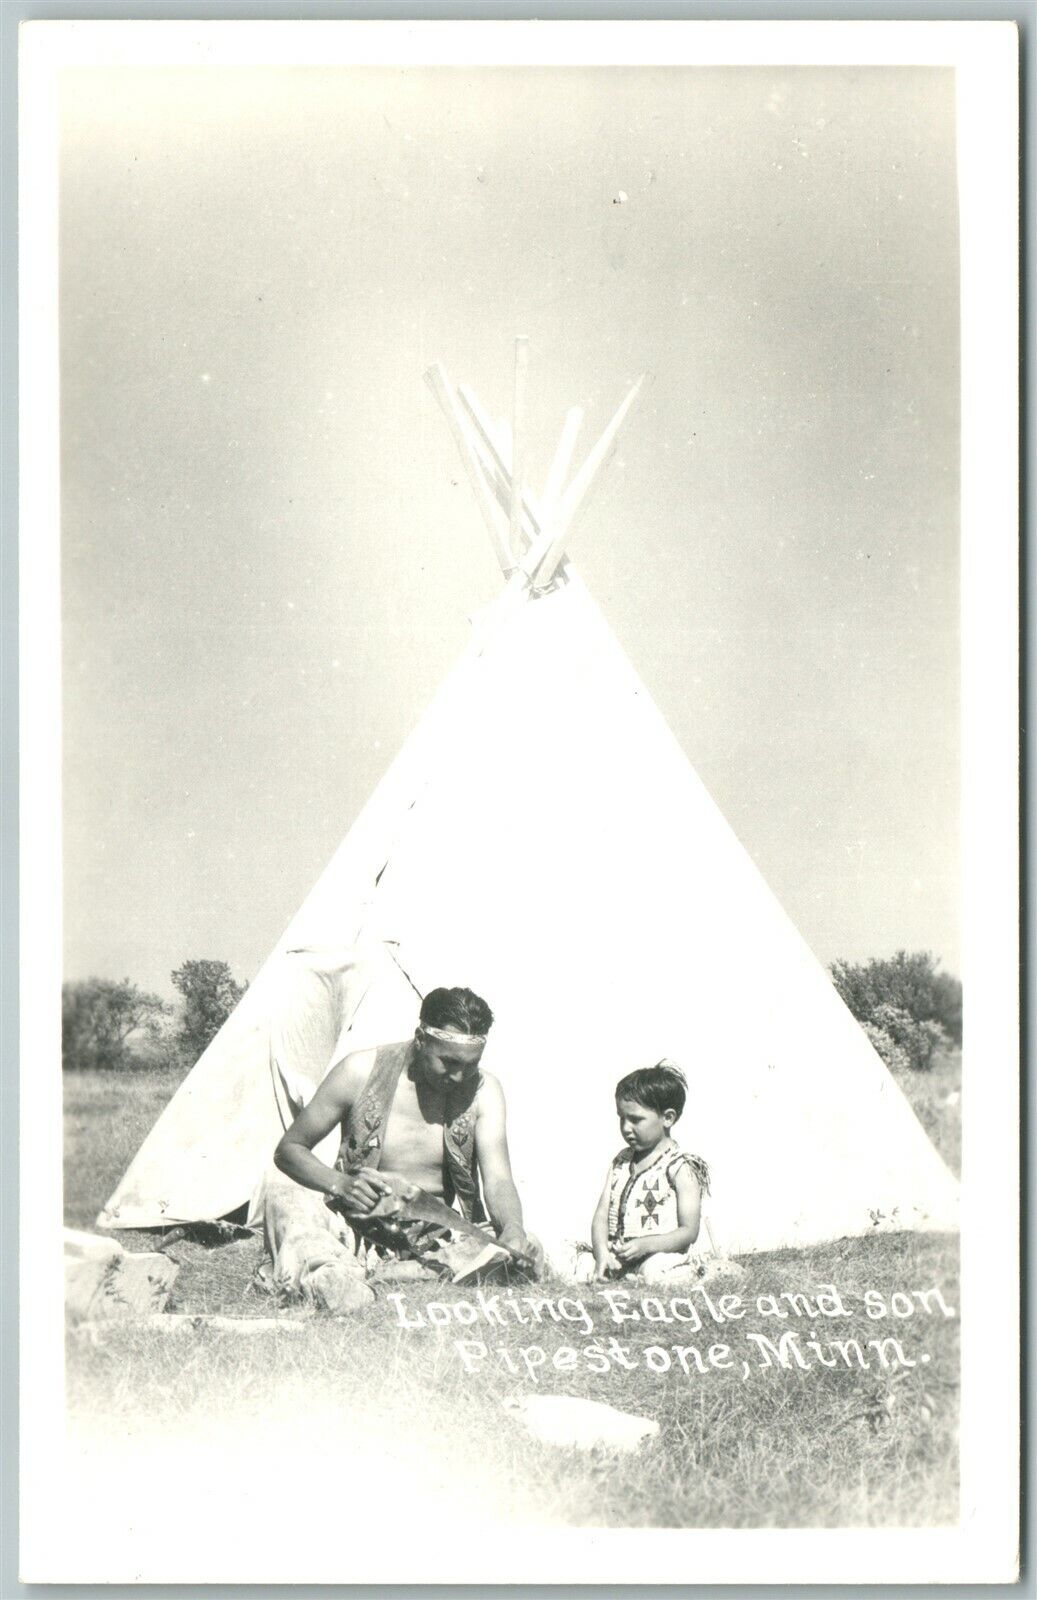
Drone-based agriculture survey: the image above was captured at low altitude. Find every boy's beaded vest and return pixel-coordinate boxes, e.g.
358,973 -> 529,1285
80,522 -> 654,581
336,1040 -> 486,1222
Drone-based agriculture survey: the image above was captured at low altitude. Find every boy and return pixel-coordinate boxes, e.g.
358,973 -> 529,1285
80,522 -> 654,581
587,1060 -> 709,1282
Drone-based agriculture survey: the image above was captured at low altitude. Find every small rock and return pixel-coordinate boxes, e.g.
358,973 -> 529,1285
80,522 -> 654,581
502,1394 -> 658,1452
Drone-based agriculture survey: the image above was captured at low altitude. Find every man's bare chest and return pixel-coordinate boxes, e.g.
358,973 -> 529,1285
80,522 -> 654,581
380,1075 -> 448,1185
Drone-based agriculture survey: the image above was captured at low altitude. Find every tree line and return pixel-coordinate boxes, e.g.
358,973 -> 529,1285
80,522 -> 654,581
62,948 -> 962,1076
62,959 -> 246,1072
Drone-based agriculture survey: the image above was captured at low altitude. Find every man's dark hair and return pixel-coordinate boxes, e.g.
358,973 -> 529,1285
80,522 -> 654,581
420,986 -> 494,1035
615,1061 -> 687,1120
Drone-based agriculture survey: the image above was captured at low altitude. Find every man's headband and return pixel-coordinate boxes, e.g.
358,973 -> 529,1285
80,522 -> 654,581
419,1023 -> 488,1047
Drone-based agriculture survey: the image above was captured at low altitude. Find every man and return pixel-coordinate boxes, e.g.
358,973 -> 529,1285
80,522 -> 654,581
266,985 -> 537,1308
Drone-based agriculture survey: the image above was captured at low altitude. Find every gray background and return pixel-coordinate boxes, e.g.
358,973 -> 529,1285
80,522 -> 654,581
60,58 -> 959,1000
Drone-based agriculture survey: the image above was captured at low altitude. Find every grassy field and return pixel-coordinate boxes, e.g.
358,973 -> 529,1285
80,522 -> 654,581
64,1054 -> 961,1531
64,1062 -> 189,1230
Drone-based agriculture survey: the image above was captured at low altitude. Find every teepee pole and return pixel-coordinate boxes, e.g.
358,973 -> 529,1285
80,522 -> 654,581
559,373 -> 646,526
459,402 -> 575,588
466,429 -> 542,547
429,353 -> 644,594
509,337 -> 529,566
424,364 -> 516,576
534,374 -> 647,589
510,510 -> 570,591
525,407 -> 584,593
542,406 -> 584,511
458,384 -> 544,545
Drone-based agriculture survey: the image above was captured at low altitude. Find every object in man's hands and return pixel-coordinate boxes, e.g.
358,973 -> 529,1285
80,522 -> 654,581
326,1181 -> 514,1282
433,1235 -> 512,1285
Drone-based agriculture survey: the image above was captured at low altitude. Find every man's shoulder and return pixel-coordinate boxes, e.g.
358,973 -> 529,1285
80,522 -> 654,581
336,1040 -> 412,1088
328,1045 -> 378,1096
339,1045 -> 377,1070
475,1069 -> 506,1111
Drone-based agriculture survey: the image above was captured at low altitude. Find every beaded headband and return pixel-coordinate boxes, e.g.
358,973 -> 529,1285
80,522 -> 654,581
419,1023 -> 488,1047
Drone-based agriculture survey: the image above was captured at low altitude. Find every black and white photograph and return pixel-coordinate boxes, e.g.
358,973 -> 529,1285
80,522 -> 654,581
18,19 -> 1018,1586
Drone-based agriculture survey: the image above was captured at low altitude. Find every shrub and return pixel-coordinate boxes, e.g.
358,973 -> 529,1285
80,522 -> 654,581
830,951 -> 960,1070
171,959 -> 247,1066
62,978 -> 170,1071
864,1003 -> 948,1073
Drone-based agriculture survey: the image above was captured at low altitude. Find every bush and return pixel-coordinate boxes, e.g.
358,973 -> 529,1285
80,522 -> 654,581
830,951 -> 960,1070
862,1003 -> 948,1074
62,978 -> 170,1071
171,958 -> 247,1067
928,970 -> 963,1046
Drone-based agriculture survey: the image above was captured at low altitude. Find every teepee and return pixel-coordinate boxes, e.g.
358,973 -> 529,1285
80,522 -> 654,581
99,341 -> 959,1256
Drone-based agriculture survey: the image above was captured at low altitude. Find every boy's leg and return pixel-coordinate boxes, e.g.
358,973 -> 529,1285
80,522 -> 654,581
639,1251 -> 693,1283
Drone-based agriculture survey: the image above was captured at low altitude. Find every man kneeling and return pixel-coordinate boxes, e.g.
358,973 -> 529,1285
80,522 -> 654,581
266,986 -> 539,1311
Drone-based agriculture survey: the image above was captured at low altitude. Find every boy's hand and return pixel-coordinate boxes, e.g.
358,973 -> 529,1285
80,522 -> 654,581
612,1238 -> 652,1265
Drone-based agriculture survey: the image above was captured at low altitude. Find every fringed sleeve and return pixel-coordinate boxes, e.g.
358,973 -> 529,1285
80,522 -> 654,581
687,1152 -> 711,1197
668,1150 -> 711,1197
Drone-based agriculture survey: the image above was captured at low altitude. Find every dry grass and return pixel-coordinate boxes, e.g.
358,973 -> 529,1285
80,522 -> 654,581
64,1062 -> 961,1530
63,1062 -> 187,1230
889,1046 -> 961,1176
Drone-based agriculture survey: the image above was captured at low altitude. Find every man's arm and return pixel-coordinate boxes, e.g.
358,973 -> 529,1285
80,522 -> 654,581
473,1072 -> 533,1261
273,1051 -> 391,1214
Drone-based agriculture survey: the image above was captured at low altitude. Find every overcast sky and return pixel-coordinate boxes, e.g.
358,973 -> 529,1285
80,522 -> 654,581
60,64 -> 959,998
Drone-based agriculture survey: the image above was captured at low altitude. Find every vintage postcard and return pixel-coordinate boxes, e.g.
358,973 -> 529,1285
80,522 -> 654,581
19,19 -> 1018,1586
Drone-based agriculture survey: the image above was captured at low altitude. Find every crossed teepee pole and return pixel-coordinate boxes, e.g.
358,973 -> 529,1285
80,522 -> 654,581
424,339 -> 647,593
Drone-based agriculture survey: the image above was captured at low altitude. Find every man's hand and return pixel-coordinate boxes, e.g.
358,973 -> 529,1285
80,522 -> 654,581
497,1225 -> 540,1271
328,1167 -> 395,1215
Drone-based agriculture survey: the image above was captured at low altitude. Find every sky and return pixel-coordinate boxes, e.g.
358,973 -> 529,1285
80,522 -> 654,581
59,63 -> 960,999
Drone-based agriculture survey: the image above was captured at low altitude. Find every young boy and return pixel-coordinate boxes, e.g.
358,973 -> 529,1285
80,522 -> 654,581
588,1060 -> 710,1283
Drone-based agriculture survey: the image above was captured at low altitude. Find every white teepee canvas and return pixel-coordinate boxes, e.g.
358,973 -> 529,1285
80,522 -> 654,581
98,353 -> 959,1256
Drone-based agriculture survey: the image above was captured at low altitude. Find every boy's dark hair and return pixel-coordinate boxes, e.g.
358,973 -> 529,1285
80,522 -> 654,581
419,986 -> 494,1035
615,1060 -> 687,1120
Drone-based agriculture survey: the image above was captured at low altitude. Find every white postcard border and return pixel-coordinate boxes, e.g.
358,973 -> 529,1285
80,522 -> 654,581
18,18 -> 1019,1585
